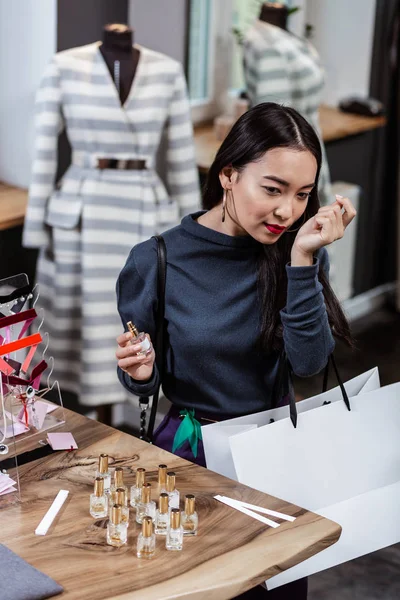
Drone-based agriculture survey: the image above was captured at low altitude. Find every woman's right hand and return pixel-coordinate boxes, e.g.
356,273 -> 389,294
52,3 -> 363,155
116,332 -> 155,382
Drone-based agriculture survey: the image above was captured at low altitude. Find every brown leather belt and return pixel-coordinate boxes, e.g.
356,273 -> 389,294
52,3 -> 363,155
97,158 -> 147,170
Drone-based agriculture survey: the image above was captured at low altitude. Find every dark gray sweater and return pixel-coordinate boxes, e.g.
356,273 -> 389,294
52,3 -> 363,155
116,211 -> 335,417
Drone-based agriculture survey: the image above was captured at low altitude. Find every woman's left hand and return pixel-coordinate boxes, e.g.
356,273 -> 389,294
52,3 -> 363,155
291,195 -> 357,262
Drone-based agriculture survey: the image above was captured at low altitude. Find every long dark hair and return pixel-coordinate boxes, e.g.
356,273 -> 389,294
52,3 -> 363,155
203,102 -> 353,351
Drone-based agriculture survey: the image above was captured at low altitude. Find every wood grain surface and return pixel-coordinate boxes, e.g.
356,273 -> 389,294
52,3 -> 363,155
0,407 -> 341,599
194,104 -> 386,173
0,181 -> 28,230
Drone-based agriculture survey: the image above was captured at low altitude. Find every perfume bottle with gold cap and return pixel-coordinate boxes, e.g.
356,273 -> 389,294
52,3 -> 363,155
107,504 -> 127,547
155,493 -> 169,535
114,488 -> 130,526
166,508 -> 183,551
111,467 -> 128,503
126,321 -> 152,356
137,516 -> 156,559
158,464 -> 168,491
130,467 -> 146,507
90,477 -> 108,518
136,483 -> 156,524
181,494 -> 198,536
166,471 -> 180,510
96,454 -> 111,493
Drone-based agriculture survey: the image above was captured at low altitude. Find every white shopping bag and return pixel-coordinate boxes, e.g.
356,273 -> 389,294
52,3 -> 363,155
229,382 -> 400,589
202,368 -> 380,480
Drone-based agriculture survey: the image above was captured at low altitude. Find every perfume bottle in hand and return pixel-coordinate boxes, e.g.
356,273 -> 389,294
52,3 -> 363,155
127,321 -> 152,356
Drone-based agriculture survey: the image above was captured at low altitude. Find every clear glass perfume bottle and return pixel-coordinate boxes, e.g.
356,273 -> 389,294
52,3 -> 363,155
96,454 -> 111,494
158,464 -> 168,492
111,467 -> 127,500
155,493 -> 169,535
90,477 -> 108,518
107,504 -> 127,547
166,508 -> 183,551
137,516 -> 156,559
114,488 -> 130,526
181,494 -> 198,536
166,471 -> 180,509
136,483 -> 156,525
130,467 -> 145,507
127,321 -> 152,356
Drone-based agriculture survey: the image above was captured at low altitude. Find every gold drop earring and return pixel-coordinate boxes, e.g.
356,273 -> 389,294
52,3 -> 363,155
221,189 -> 227,223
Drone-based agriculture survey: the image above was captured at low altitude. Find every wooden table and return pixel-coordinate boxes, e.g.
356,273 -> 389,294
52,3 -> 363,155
0,408 -> 341,599
0,181 -> 28,230
194,104 -> 386,174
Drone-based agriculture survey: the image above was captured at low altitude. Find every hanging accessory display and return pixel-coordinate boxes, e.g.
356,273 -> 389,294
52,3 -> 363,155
0,273 -> 65,471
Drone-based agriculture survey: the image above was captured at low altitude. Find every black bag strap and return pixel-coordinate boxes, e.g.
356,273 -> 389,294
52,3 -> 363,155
273,350 -> 351,429
138,235 -> 167,441
147,235 -> 167,439
272,351 -> 297,428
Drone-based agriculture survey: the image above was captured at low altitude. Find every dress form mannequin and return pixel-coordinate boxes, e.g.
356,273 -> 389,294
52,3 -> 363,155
259,2 -> 289,30
243,7 -> 331,208
100,24 -> 140,106
98,25 -> 138,424
24,33 -> 200,422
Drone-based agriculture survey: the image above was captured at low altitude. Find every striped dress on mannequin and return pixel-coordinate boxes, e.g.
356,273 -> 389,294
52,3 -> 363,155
23,43 -> 200,407
243,20 -> 331,207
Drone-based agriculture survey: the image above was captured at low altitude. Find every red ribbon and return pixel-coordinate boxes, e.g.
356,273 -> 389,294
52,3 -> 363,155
0,333 -> 42,357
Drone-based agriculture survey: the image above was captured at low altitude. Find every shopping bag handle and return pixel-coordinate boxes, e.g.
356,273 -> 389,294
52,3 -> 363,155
322,354 -> 351,411
273,352 -> 351,429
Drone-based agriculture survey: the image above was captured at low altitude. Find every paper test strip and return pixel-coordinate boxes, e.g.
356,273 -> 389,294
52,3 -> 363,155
35,490 -> 69,536
214,495 -> 280,528
218,495 -> 296,522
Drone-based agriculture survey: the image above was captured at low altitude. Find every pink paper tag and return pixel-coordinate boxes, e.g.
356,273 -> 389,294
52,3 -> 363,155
46,432 -> 78,451
0,486 -> 17,496
0,473 -> 17,493
0,412 -> 29,438
33,401 -> 51,429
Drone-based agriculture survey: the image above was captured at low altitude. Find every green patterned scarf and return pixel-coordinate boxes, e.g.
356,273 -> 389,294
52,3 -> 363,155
172,409 -> 202,458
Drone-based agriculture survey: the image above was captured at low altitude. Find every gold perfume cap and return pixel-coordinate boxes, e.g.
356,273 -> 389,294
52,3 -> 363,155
114,467 -> 124,488
159,493 -> 169,514
98,454 -> 108,473
111,504 -> 122,525
185,494 -> 195,515
170,508 -> 181,529
94,477 -> 104,497
158,464 -> 168,486
142,516 -> 153,537
166,471 -> 176,492
115,487 -> 126,506
136,467 -> 146,487
142,483 -> 151,504
127,321 -> 139,337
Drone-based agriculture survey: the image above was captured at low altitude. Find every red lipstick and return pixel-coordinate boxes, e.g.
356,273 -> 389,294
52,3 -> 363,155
265,224 -> 286,235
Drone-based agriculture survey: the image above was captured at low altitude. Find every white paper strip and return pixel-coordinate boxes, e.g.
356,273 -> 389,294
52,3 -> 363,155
35,490 -> 69,536
219,496 -> 296,522
214,495 -> 280,528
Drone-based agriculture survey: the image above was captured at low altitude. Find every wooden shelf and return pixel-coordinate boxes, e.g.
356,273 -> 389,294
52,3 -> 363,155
194,104 -> 386,173
0,182 -> 28,231
319,104 -> 386,143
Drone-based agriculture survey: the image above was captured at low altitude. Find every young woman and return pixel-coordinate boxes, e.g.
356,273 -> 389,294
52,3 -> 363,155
116,103 -> 356,599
